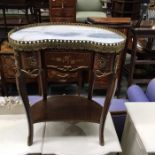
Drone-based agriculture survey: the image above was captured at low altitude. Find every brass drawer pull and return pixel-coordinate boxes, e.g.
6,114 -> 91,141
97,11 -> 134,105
96,70 -> 112,78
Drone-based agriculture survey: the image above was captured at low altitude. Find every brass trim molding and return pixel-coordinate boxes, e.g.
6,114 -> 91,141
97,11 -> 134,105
8,22 -> 126,53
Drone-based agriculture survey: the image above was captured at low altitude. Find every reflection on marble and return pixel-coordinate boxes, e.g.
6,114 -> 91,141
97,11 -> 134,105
88,33 -> 121,39
44,32 -> 80,37
62,124 -> 86,136
42,113 -> 121,155
10,25 -> 124,44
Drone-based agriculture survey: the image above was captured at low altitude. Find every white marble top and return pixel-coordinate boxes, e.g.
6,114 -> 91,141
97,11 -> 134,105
10,25 -> 124,44
0,115 -> 44,155
0,113 -> 121,155
43,113 -> 121,155
125,102 -> 155,153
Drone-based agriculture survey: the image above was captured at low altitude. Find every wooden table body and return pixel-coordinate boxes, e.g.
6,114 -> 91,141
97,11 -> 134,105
8,23 -> 126,146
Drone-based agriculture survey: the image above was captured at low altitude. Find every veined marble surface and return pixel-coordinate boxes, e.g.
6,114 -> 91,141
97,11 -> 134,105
0,115 -> 44,155
0,113 -> 121,155
42,113 -> 121,155
10,25 -> 124,44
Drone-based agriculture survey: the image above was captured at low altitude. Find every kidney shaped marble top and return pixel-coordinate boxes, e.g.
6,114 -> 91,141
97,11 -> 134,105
10,25 -> 125,44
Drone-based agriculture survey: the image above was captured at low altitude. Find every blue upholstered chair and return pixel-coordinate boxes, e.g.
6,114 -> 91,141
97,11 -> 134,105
127,78 -> 155,102
92,78 -> 155,140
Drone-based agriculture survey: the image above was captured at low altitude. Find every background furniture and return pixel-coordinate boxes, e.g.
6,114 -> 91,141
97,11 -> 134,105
121,102 -> 155,155
0,0 -> 31,30
148,0 -> 155,19
128,27 -> 155,85
49,0 -> 77,22
127,78 -> 155,102
27,0 -> 49,23
9,23 -> 125,146
76,0 -> 108,22
111,0 -> 141,20
0,47 -> 40,95
21,0 -> 108,23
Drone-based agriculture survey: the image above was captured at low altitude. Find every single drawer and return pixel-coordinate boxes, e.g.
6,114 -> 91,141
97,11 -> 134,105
45,51 -> 92,68
21,52 -> 39,70
47,69 -> 79,83
94,76 -> 111,89
93,53 -> 116,89
94,53 -> 116,72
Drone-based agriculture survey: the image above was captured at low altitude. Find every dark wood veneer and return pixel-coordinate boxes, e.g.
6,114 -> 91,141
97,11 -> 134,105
15,48 -> 119,146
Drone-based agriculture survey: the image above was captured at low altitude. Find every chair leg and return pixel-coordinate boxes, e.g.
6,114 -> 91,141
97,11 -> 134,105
128,52 -> 136,86
25,8 -> 30,24
2,8 -> 7,31
128,36 -> 138,86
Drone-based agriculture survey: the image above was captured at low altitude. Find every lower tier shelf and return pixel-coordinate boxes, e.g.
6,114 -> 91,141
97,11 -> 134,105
30,95 -> 103,123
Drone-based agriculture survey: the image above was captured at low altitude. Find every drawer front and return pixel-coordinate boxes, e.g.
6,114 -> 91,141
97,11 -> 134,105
21,52 -> 39,70
0,54 -> 38,79
94,53 -> 115,73
45,51 -> 92,67
48,70 -> 79,83
50,8 -> 75,17
0,53 -> 38,81
0,54 -> 16,78
93,53 -> 116,89
94,76 -> 111,89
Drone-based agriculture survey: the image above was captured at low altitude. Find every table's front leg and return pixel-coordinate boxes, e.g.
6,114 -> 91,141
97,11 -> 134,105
14,51 -> 34,146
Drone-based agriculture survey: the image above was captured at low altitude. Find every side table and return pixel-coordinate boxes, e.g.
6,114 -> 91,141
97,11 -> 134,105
8,23 -> 126,146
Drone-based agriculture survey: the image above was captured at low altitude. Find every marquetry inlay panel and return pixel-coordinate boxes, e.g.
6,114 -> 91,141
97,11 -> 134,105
45,51 -> 92,68
94,53 -> 115,73
21,52 -> 39,70
0,55 -> 16,78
